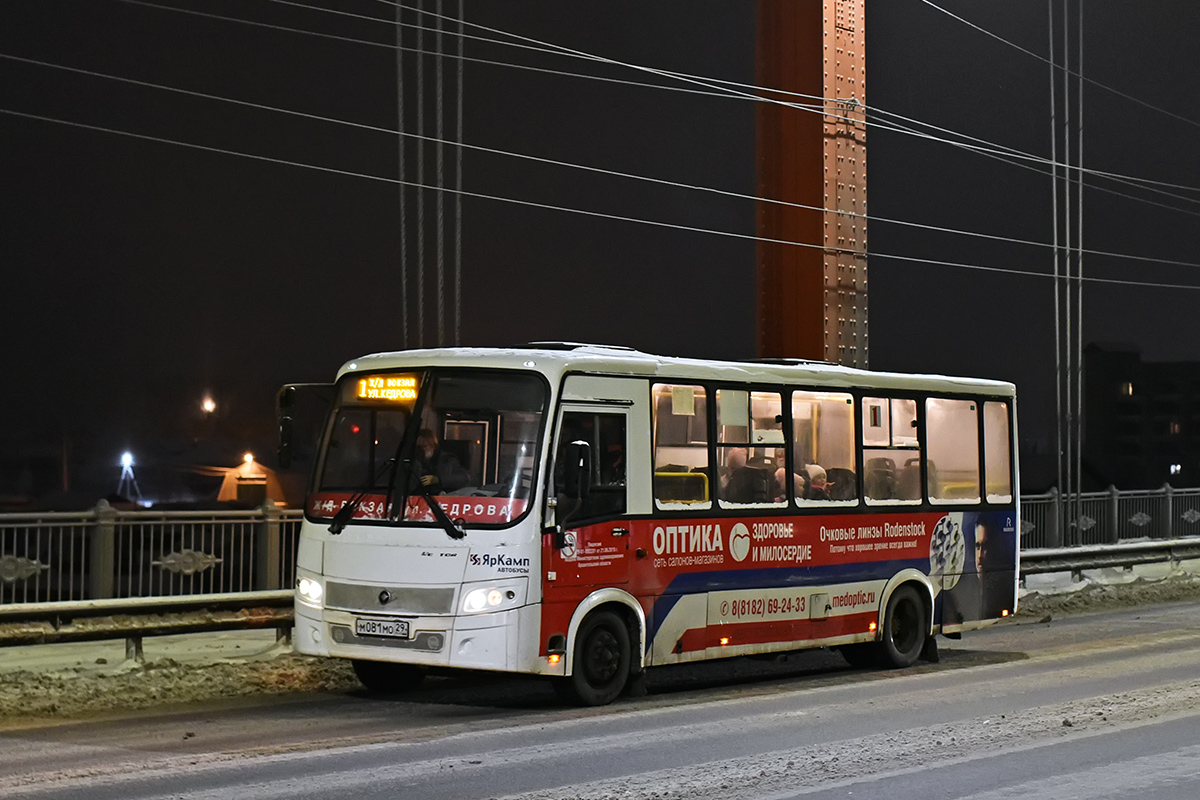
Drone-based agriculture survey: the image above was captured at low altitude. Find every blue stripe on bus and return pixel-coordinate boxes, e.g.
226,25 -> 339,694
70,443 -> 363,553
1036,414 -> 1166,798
645,558 -> 930,646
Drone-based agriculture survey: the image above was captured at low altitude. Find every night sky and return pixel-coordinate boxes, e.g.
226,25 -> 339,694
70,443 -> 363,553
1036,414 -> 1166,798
3,1 -> 1199,501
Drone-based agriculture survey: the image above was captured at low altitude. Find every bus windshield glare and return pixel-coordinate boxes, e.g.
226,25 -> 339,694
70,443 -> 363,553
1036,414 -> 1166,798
309,370 -> 547,527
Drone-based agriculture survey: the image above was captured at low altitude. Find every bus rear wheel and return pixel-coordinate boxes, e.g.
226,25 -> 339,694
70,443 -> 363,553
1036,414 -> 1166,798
880,586 -> 927,668
351,659 -> 427,694
555,611 -> 631,706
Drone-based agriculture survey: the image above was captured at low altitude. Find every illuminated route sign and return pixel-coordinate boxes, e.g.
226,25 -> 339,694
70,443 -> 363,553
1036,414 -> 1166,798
355,374 -> 419,402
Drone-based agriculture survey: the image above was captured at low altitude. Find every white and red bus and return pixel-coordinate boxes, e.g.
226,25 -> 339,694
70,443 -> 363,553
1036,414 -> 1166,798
287,343 -> 1019,705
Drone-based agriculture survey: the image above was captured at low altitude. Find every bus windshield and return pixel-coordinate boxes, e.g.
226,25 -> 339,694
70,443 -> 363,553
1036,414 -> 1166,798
309,369 -> 547,527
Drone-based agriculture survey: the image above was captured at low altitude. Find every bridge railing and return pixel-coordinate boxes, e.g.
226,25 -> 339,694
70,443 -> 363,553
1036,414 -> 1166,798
0,500 -> 302,606
1020,485 -> 1200,549
6,489 -> 1200,606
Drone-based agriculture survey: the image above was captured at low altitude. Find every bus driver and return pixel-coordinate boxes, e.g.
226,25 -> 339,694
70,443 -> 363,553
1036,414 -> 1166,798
414,429 -> 470,492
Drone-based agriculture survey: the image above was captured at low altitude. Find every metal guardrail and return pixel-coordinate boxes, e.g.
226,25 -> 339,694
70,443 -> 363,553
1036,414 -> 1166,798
1020,538 -> 1200,576
0,590 -> 293,648
0,501 -> 302,656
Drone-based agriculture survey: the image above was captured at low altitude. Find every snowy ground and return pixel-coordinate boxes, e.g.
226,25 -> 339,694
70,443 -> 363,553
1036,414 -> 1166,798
2,561 -> 1199,723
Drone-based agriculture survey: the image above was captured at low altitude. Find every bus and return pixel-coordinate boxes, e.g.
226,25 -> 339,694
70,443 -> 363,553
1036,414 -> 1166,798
284,343 -> 1019,706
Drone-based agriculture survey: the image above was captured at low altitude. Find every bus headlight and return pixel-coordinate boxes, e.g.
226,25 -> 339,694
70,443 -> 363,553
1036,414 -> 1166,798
297,576 -> 324,606
460,579 -> 525,614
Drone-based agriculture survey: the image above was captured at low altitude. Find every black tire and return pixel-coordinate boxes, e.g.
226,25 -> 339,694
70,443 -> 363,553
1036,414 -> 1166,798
838,642 -> 881,669
555,611 -> 631,706
351,659 -> 427,694
879,586 -> 927,668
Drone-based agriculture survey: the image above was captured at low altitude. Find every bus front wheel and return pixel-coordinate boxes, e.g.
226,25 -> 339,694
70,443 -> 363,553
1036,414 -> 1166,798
351,659 -> 427,694
880,586 -> 927,669
555,610 -> 631,706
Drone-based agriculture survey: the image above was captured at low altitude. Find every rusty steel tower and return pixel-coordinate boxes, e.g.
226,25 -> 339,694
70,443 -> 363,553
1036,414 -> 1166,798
756,0 -> 867,367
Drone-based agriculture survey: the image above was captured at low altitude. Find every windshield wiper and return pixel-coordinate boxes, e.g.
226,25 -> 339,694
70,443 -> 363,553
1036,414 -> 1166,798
328,456 -> 397,535
382,372 -> 466,541
410,478 -> 467,540
388,450 -> 467,540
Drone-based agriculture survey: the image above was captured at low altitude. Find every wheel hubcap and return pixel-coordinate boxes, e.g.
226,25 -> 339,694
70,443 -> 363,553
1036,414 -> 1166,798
584,629 -> 620,684
892,600 -> 919,653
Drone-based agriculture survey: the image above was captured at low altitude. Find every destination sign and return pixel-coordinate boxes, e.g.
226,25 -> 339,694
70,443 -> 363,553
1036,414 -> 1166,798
355,373 -> 419,402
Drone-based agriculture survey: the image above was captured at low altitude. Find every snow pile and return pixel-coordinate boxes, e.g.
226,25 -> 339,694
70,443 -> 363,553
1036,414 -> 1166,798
0,652 -> 357,721
1017,560 -> 1200,619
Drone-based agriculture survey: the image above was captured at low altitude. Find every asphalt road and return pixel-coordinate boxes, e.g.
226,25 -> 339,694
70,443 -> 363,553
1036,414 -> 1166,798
5,601 -> 1200,799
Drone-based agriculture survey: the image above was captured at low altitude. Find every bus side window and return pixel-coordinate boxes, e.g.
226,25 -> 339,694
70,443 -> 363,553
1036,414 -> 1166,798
926,398 -> 981,504
717,388 -> 785,508
863,397 -> 921,505
983,402 -> 1013,503
555,411 -> 627,521
652,384 -> 711,508
791,391 -> 857,504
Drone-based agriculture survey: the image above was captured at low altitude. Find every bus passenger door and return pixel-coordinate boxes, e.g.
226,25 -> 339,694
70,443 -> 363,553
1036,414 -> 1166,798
548,404 -> 631,588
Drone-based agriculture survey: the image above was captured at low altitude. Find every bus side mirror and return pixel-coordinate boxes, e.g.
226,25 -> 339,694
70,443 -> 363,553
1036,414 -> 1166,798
276,385 -> 299,468
278,416 -> 294,469
278,385 -> 297,411
562,440 -> 592,501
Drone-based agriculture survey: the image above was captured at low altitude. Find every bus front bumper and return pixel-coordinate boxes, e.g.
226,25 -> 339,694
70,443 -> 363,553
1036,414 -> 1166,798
293,602 -> 541,673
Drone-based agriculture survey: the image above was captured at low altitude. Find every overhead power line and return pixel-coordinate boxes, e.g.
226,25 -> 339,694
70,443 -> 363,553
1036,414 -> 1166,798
5,105 -> 1200,293
8,50 -> 1200,270
112,0 -> 1200,208
919,0 -> 1200,130
382,0 -> 1200,203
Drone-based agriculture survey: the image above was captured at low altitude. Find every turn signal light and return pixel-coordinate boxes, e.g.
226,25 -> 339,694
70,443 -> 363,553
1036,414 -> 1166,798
548,654 -> 561,665
719,637 -> 731,646
1001,609 -> 1010,617
868,622 -> 877,632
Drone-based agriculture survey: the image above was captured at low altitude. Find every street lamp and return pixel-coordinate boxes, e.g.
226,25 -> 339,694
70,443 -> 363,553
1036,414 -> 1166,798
202,396 -> 216,414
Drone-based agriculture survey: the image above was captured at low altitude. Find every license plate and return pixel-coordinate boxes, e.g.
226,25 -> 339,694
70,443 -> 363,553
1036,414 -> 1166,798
354,617 -> 411,639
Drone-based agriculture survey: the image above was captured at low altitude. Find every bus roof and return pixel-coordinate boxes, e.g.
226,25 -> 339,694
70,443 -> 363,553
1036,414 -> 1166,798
337,343 -> 1016,398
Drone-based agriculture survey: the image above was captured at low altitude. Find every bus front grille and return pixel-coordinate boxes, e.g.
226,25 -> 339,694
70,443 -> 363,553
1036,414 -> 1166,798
325,583 -> 456,615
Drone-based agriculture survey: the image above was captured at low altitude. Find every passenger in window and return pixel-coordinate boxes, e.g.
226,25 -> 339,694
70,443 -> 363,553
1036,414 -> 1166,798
805,464 -> 832,501
774,467 -> 805,503
415,429 -> 470,492
719,447 -> 748,494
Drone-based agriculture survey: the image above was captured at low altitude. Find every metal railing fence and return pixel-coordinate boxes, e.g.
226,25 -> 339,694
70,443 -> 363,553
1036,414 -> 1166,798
0,500 -> 301,606
4,487 -> 1200,608
1021,485 -> 1200,549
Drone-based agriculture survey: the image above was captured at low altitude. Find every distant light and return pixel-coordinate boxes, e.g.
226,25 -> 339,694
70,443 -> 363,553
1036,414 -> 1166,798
351,425 -> 361,434
202,396 -> 216,414
1171,464 -> 1182,475
120,452 -> 133,469
244,452 -> 254,464
1120,382 -> 1134,397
